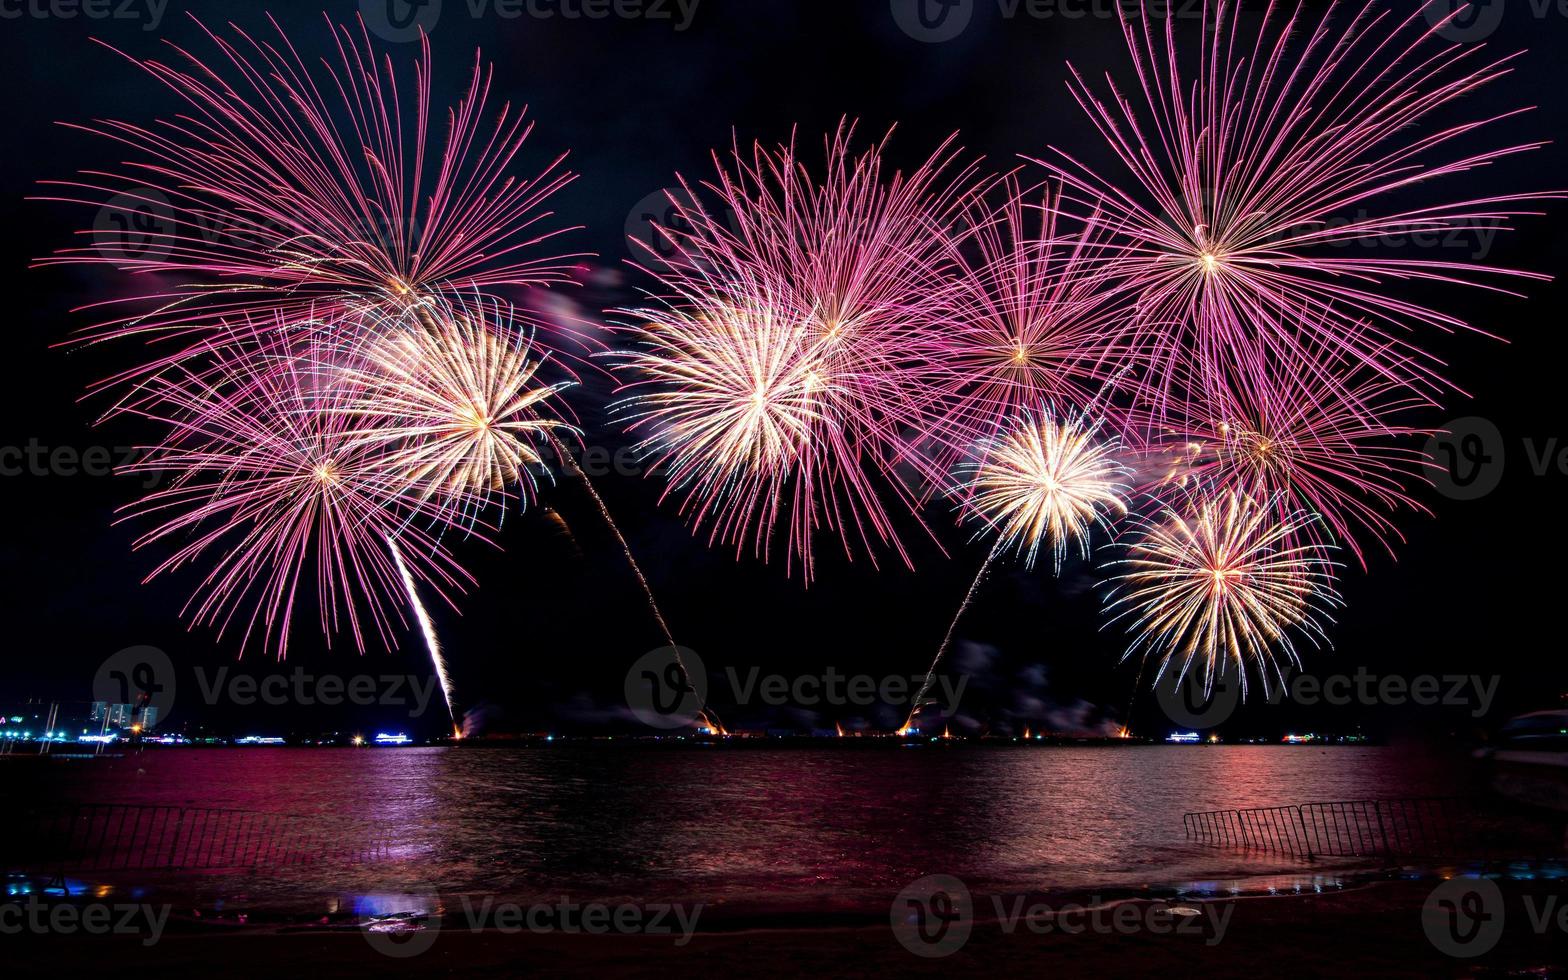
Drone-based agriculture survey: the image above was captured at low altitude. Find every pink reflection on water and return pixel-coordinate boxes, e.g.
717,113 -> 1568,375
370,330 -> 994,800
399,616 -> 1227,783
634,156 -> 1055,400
17,745 -> 1468,911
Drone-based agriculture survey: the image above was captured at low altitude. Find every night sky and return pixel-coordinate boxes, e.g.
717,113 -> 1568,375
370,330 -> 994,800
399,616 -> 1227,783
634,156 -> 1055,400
1,0 -> 1565,739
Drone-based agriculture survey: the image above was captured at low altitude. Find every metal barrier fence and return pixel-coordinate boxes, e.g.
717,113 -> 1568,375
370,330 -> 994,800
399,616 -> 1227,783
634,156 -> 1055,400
4,803 -> 391,874
1182,798 -> 1464,861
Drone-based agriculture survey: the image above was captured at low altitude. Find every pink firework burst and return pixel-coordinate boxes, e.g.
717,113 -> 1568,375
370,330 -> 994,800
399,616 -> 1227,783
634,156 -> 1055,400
117,326 -> 480,658
913,178 -> 1148,476
618,121 -> 987,579
35,15 -> 587,397
1036,0 -> 1557,401
1133,310 -> 1437,568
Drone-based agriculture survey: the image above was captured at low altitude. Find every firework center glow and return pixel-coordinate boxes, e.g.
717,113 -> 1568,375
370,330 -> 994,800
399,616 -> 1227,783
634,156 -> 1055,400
312,460 -> 341,486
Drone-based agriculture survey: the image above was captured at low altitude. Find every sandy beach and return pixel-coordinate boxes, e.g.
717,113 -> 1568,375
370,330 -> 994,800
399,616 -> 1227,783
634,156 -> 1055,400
7,877 -> 1568,978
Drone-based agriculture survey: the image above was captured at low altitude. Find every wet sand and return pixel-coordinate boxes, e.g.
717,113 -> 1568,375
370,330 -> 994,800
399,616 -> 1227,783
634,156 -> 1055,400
8,878 -> 1568,978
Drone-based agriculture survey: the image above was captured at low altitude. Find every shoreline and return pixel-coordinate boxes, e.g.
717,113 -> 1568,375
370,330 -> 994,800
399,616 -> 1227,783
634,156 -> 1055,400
7,877 -> 1565,977
0,863 -> 1523,931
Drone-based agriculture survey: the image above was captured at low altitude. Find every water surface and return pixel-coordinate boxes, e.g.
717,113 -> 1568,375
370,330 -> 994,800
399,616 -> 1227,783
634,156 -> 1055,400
13,744 -> 1474,915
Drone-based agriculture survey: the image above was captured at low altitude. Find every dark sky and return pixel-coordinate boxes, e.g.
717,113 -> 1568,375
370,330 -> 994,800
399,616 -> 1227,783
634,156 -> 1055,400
1,0 -> 1565,739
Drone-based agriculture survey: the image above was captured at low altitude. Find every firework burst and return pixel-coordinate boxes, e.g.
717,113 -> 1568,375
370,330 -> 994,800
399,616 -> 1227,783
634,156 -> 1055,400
968,408 -> 1131,572
1037,0 -> 1556,401
620,121 -> 987,578
117,329 -> 478,658
336,296 -> 577,526
916,179 -> 1143,469
902,406 -> 1130,733
1103,487 -> 1341,698
616,288 -> 824,552
35,15 -> 585,397
1138,313 -> 1436,566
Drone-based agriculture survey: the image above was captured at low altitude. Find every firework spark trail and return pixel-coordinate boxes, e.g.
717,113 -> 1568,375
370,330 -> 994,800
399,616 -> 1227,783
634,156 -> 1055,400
396,291 -> 706,722
543,428 -> 725,732
384,289 -> 713,727
544,429 -> 676,649
902,537 -> 1005,735
902,409 -> 1130,732
388,535 -> 458,731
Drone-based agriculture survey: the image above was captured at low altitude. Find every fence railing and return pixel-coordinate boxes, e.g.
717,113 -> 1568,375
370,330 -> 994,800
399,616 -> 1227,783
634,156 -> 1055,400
3,803 -> 392,874
1182,797 -> 1464,861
